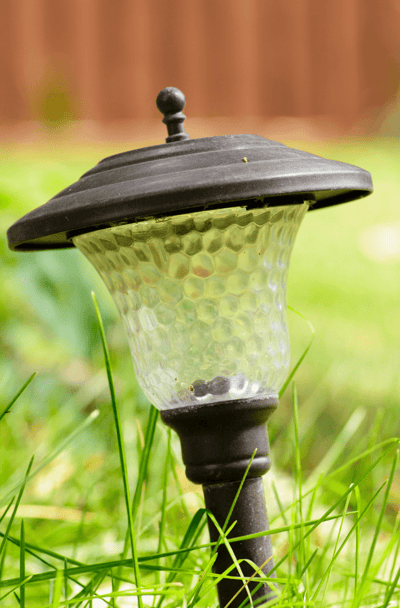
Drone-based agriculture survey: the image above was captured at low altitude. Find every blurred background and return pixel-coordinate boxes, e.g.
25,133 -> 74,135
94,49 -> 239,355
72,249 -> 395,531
1,0 -> 400,137
1,0 -> 400,514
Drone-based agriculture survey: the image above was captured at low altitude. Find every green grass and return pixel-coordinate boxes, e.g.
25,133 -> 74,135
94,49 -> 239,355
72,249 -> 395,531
1,138 -> 400,606
0,325 -> 398,606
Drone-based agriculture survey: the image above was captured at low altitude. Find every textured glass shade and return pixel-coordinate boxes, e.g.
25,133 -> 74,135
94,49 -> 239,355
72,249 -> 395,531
73,203 -> 308,409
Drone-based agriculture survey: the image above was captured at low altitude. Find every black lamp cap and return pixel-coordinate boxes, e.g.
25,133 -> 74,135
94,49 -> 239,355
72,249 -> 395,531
7,88 -> 373,252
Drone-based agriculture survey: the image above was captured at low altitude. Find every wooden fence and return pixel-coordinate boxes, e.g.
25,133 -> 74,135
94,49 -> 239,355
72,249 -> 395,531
1,0 -> 400,127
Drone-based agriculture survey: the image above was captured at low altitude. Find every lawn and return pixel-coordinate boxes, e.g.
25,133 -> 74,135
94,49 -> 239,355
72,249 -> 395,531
0,137 -> 399,606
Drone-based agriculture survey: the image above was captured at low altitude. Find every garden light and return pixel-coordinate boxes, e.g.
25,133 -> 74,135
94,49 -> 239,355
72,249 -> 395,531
8,87 -> 373,606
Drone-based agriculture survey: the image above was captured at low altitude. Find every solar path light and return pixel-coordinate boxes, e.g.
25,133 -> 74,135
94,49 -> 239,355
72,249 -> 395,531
8,87 -> 373,607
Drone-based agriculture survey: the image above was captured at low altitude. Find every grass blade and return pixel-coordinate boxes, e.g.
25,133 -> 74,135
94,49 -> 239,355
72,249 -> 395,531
315,489 -> 353,603
300,548 -> 318,578
158,428 -> 171,556
169,452 -> 192,521
0,527 -> 8,583
0,410 -> 99,508
132,404 -> 159,522
20,520 -> 25,608
0,531 -> 84,567
156,508 -> 208,608
0,576 -> 33,603
52,569 -> 63,608
292,383 -> 307,590
121,403 -> 159,562
91,291 -> 142,608
270,478 -> 289,527
385,524 -> 400,603
356,448 -> 398,604
279,307 -> 314,398
382,564 -> 400,608
222,451 -> 257,536
304,407 -> 366,491
270,440 -> 398,578
203,513 -> 254,608
0,496 -> 16,526
270,438 -> 400,525
64,559 -> 69,608
0,456 -> 34,563
314,481 -> 388,602
0,513 -> 350,594
354,485 -> 361,598
0,373 -> 36,424
154,428 -> 171,603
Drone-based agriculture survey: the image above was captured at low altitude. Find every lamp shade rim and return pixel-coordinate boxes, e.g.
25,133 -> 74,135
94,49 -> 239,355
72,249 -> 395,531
7,133 -> 373,251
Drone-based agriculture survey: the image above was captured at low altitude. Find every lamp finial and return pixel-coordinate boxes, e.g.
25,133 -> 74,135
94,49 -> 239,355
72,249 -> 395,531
156,87 -> 190,143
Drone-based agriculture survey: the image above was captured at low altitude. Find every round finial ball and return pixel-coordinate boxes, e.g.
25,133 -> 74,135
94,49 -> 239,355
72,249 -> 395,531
156,87 -> 186,116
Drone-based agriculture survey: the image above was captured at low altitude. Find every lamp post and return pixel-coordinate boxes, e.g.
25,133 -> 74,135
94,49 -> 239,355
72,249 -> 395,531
8,87 -> 373,607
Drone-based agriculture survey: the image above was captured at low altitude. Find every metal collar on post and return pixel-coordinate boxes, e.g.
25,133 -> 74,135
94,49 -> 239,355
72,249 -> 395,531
161,397 -> 278,606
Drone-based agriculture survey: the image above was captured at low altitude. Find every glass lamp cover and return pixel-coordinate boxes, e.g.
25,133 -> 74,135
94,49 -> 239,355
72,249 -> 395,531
73,202 -> 308,410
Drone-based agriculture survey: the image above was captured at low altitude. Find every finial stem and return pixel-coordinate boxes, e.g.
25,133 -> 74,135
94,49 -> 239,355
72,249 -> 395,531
156,87 -> 190,143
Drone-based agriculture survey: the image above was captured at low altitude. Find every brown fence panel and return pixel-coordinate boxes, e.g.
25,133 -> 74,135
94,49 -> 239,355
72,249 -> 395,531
0,0 -> 399,127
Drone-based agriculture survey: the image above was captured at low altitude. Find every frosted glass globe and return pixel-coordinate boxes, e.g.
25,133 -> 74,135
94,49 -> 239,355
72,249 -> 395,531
73,203 -> 308,409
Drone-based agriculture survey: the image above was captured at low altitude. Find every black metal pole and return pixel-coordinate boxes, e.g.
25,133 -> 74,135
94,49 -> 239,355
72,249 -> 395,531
203,477 -> 275,606
161,397 -> 277,607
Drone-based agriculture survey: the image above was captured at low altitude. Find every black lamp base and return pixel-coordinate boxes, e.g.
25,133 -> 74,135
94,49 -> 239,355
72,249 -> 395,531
204,477 -> 275,607
161,397 -> 278,607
